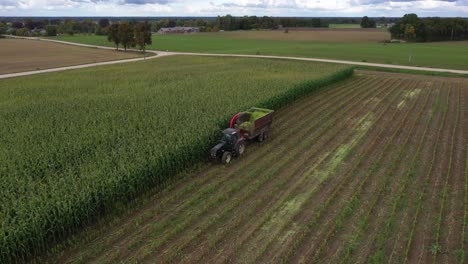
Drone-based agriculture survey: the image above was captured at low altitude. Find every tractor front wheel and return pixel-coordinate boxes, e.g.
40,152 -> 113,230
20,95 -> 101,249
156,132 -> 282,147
221,152 -> 232,164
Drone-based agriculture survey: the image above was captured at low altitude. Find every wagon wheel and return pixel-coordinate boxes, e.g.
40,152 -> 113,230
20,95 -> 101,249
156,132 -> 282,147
257,132 -> 264,142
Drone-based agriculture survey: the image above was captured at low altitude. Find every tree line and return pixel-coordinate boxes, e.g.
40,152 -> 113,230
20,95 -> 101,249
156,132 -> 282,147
0,18 -> 111,36
360,16 -> 376,28
390,14 -> 468,42
148,16 -> 329,32
0,16 -> 331,36
107,21 -> 152,51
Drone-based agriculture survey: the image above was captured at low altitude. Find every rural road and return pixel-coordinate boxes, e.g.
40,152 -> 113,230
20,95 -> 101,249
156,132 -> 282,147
1,35 -> 468,79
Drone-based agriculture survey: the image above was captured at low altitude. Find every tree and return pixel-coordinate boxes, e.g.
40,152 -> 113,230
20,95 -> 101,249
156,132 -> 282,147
12,21 -> 23,29
14,28 -> 29,36
134,22 -> 152,52
0,22 -> 6,34
389,14 -> 430,41
58,20 -> 75,35
361,16 -> 376,28
404,24 -> 416,40
50,19 -> 60,25
118,22 -> 135,51
98,18 -> 110,28
80,20 -> 95,34
107,24 -> 120,50
24,19 -> 36,30
45,25 -> 58,36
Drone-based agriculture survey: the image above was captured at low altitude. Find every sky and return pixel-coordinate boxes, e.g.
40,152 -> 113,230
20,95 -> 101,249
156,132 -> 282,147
1,0 -> 467,17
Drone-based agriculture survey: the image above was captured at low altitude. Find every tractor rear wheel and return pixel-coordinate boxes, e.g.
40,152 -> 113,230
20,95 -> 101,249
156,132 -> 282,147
221,152 -> 232,164
236,142 -> 246,156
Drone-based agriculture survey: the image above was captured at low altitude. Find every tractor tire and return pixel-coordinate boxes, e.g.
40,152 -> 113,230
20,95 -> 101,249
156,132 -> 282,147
236,142 -> 246,156
221,152 -> 232,164
258,132 -> 265,142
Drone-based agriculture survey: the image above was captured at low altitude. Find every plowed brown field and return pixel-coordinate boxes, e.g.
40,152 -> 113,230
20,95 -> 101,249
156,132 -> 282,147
0,38 -> 140,74
48,71 -> 467,264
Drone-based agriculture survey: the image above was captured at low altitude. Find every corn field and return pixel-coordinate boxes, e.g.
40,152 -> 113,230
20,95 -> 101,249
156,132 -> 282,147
0,55 -> 352,262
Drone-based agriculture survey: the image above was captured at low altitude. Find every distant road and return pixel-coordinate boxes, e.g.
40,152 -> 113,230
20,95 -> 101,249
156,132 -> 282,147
1,35 -> 467,79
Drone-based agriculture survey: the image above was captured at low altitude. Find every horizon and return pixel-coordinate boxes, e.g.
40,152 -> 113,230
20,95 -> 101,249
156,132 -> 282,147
1,1 -> 468,17
1,15 -> 468,18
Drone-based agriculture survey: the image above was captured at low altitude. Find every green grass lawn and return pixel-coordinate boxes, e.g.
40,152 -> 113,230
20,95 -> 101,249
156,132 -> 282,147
50,33 -> 468,70
0,55 -> 351,262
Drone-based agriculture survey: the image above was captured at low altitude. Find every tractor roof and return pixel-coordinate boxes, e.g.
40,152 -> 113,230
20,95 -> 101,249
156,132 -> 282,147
223,128 -> 237,134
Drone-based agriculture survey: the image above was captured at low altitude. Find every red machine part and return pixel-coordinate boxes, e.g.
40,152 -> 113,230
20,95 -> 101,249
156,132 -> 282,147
230,113 -> 241,128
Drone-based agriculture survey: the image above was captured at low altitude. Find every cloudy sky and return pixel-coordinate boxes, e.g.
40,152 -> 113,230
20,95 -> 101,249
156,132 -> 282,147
1,0 -> 467,17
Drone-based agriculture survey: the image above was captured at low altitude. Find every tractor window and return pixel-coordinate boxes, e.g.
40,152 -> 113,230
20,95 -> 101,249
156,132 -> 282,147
222,133 -> 233,144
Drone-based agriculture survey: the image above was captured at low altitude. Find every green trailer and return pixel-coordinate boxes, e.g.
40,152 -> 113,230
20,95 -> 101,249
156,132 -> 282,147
234,107 -> 274,141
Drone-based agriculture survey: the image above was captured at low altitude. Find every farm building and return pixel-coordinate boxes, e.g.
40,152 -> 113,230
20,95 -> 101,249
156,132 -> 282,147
158,27 -> 200,34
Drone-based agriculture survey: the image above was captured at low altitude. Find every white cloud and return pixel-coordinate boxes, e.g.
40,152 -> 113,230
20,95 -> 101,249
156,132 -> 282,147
0,0 -> 467,16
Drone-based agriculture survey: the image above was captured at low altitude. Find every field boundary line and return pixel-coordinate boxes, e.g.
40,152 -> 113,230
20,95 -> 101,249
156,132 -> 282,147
2,35 -> 468,78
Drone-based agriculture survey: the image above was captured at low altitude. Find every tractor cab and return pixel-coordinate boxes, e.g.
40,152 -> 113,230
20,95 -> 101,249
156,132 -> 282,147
221,128 -> 240,147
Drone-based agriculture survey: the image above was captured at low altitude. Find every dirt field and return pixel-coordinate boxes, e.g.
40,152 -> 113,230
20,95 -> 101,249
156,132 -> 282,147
210,28 -> 390,42
0,38 -> 141,74
48,71 -> 467,263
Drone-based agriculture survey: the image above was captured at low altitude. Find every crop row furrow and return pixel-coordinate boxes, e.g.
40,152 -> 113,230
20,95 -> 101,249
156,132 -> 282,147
461,81 -> 468,264
309,80 -> 428,263
353,82 -> 443,263
401,85 -> 452,264
385,86 -> 442,264
266,80 -> 414,261
337,84 -> 436,264
432,86 -> 461,263
360,83 -> 444,263
279,80 -> 417,263
442,82 -> 466,264
461,142 -> 468,264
